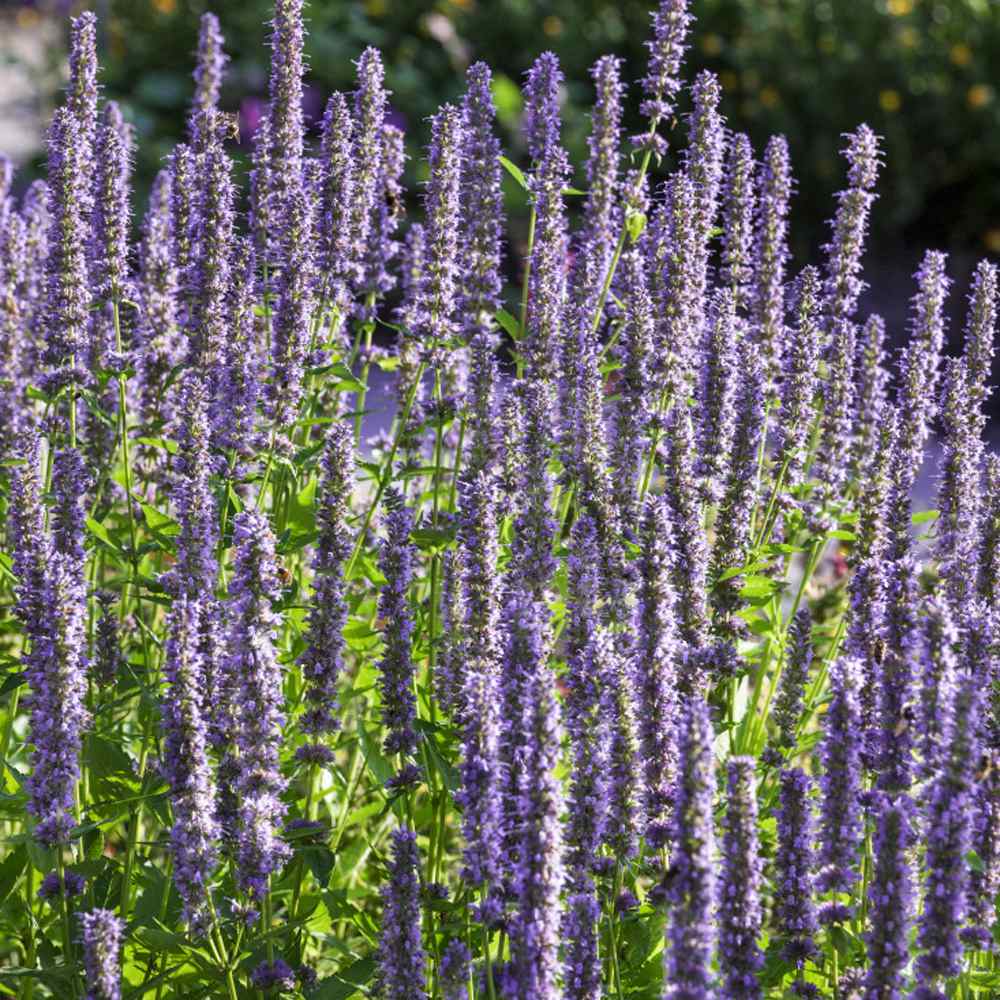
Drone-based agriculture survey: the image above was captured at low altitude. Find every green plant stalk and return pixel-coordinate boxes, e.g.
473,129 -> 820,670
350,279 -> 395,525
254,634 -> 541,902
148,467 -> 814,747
23,863 -> 35,1000
352,292 -> 378,448
516,206 -> 538,381
607,862 -> 625,1000
55,851 -> 78,998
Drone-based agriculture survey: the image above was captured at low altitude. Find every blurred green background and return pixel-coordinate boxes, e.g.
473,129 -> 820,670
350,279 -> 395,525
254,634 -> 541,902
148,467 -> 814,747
3,0 -> 999,268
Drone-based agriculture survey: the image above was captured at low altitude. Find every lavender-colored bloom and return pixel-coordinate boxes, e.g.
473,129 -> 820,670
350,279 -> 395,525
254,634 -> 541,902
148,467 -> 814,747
662,405 -> 709,655
664,694 -> 716,997
188,114 -> 236,393
777,266 -> 821,484
823,125 -> 880,330
67,11 -> 98,222
511,380 -> 558,600
753,135 -> 793,390
696,288 -> 739,506
161,595 -> 220,935
507,593 -> 563,1000
913,674 -> 982,991
597,626 -> 639,861
612,243 -> 653,525
7,440 -> 49,641
268,178 -> 315,438
23,572 -> 89,846
523,53 -> 570,385
563,881 -> 601,1000
455,474 -> 503,887
349,48 -> 388,290
774,767 -> 818,966
963,258 -> 997,432
136,169 -> 179,432
43,108 -> 91,371
710,345 -> 764,640
51,447 -> 89,565
268,0 -> 305,224
169,143 -> 196,315
465,331 -> 499,486
92,590 -> 122,687
980,455 -> 1000,614
299,420 -> 354,737
896,249 -> 950,474
877,556 -> 919,792
228,510 -> 290,896
965,752 -> 1000,950
91,101 -> 132,301
813,317 -> 857,492
318,91 -> 356,310
80,908 -> 124,1000
168,373 -> 217,602
639,0 -> 693,127
633,496 -> 680,835
376,828 -> 427,1000
850,313 -> 889,481
439,940 -> 471,1000
38,869 -> 86,901
248,115 -> 274,267
582,55 -> 623,264
936,358 -> 982,608
359,122 -> 405,307
719,757 -> 763,1000
720,132 -> 756,311
418,105 -> 463,379
816,657 -> 863,907
437,548 -> 463,715
461,62 -> 505,335
684,71 -> 725,333
250,960 -> 296,992
376,503 -> 418,758
863,793 -> 915,999
191,13 -> 227,126
564,518 -> 606,880
769,609 -> 812,756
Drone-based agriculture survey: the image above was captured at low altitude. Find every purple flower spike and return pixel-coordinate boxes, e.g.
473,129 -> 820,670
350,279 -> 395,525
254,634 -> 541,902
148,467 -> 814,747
719,757 -> 763,1000
816,657 -> 863,909
963,258 -> 998,429
507,592 -> 564,1000
639,0 -> 693,128
664,694 -> 716,998
774,767 -> 817,966
91,101 -> 132,302
192,13 -> 227,125
753,134 -> 793,390
80,908 -> 125,1000
67,11 -> 98,221
850,313 -> 888,481
268,0 -> 305,221
633,495 -> 680,835
823,124 -> 881,330
299,420 -> 354,738
863,793 -> 915,999
161,595 -> 220,936
563,880 -> 601,1000
582,55 -> 623,265
914,674 -> 982,991
376,828 -> 428,1000
696,287 -> 738,506
720,132 -> 756,312
461,62 -> 505,336
318,91 -> 356,311
228,510 -> 290,897
439,939 -> 471,1000
376,502 -> 418,759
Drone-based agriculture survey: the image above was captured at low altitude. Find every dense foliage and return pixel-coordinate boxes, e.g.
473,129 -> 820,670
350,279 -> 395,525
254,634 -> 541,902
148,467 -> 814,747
0,1 -> 998,998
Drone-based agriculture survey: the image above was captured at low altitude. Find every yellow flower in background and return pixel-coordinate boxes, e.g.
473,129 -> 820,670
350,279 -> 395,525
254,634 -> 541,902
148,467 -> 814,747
968,84 -> 993,109
950,43 -> 973,67
760,86 -> 780,108
152,0 -> 176,14
879,89 -> 902,112
887,0 -> 914,15
984,229 -> 1000,254
898,27 -> 919,48
702,34 -> 723,56
542,16 -> 563,37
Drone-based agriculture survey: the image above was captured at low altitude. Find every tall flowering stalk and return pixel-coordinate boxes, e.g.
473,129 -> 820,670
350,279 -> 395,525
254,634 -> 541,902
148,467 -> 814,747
720,132 -> 756,311
774,767 -> 817,967
227,510 -> 290,897
376,828 -> 428,1000
80,909 -> 125,1000
719,757 -> 763,1000
664,694 -> 716,997
376,502 -> 418,759
299,420 -> 354,740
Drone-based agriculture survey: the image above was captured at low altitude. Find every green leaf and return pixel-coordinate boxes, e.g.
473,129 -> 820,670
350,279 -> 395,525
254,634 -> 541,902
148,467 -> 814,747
299,845 -> 336,887
498,155 -> 528,190
626,210 -> 648,242
86,517 -> 122,554
313,956 -> 378,1000
827,529 -> 856,541
912,509 -> 940,525
134,436 -> 178,455
329,362 -> 367,393
0,845 -> 26,907
409,526 -> 457,551
358,726 -> 393,786
495,307 -> 524,342
139,500 -> 181,537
